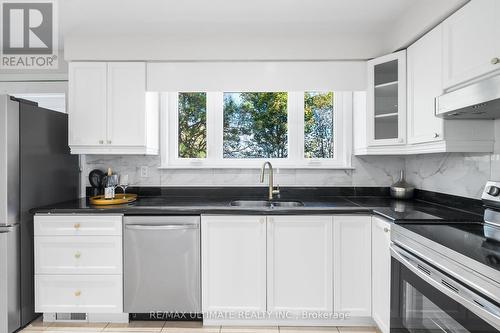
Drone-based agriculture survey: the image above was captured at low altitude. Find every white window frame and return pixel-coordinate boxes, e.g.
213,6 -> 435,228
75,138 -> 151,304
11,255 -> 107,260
160,91 -> 353,169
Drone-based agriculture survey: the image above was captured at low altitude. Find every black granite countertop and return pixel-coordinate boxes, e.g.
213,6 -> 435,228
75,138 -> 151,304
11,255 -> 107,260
31,187 -> 484,223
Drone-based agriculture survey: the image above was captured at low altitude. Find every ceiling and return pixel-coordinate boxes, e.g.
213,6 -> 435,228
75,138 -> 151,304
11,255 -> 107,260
60,0 -> 469,61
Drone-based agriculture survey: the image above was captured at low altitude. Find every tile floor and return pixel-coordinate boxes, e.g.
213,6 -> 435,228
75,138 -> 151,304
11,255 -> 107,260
20,318 -> 379,333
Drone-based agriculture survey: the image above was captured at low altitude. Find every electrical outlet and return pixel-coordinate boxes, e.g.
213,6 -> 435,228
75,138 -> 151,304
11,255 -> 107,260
140,166 -> 149,178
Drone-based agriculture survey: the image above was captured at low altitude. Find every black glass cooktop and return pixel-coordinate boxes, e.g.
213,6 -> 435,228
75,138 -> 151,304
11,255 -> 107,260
401,223 -> 500,272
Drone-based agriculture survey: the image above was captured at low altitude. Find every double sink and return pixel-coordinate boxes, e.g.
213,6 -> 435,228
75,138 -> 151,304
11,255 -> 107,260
230,200 -> 304,208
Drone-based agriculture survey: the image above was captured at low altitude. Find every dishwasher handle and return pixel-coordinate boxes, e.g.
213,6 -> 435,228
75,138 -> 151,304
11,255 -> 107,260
125,224 -> 199,231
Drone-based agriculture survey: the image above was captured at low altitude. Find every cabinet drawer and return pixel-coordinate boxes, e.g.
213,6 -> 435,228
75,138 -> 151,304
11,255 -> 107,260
34,215 -> 122,236
35,236 -> 122,275
35,275 -> 123,313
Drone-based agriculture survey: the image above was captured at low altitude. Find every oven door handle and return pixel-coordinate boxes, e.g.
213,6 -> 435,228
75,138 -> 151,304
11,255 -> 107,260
391,245 -> 500,330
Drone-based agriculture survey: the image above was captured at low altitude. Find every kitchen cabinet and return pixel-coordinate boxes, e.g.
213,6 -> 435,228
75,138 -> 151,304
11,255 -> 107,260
406,23 -> 494,153
68,62 -> 107,148
333,215 -> 372,317
267,216 -> 333,314
372,217 -> 391,333
356,21 -> 495,155
442,0 -> 500,90
202,214 -> 373,325
69,62 -> 159,155
366,50 -> 407,147
35,275 -> 122,314
34,214 -> 123,314
201,215 -> 267,313
407,25 -> 444,145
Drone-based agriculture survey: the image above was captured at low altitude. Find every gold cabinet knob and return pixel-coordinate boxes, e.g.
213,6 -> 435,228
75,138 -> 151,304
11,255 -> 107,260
74,290 -> 81,297
74,252 -> 81,259
491,57 -> 500,65
74,223 -> 80,229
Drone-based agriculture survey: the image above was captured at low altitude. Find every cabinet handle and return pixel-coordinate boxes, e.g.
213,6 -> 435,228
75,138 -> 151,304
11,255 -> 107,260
73,223 -> 81,229
74,290 -> 81,297
491,57 -> 500,65
433,133 -> 440,138
383,227 -> 390,233
99,140 -> 104,144
74,252 -> 81,259
107,140 -> 112,144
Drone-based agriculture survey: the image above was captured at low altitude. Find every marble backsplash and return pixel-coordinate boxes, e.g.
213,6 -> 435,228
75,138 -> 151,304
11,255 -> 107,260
82,152 -> 499,199
405,153 -> 500,199
81,155 -> 405,195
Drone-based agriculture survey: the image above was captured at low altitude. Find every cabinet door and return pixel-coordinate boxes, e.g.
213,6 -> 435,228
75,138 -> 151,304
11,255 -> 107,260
333,215 -> 372,317
201,215 -> 266,313
372,217 -> 392,333
68,62 -> 107,146
407,25 -> 444,144
367,50 -> 407,146
443,0 -> 500,89
267,216 -> 333,314
107,62 -> 146,146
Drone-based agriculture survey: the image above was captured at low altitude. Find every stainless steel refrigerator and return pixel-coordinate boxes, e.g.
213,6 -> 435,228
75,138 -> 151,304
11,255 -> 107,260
0,95 -> 79,333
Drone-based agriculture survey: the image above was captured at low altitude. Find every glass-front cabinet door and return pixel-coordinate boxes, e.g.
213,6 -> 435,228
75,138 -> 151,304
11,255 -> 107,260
367,50 -> 407,146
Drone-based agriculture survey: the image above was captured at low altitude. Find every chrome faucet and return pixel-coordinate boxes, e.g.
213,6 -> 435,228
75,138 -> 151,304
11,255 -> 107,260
260,161 -> 280,200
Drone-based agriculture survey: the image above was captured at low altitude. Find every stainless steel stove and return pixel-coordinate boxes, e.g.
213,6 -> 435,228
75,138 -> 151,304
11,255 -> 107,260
389,182 -> 500,332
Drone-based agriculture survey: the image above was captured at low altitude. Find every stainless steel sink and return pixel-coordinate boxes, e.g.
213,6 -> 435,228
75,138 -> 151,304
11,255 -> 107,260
230,200 -> 271,207
271,200 -> 304,208
230,200 -> 304,208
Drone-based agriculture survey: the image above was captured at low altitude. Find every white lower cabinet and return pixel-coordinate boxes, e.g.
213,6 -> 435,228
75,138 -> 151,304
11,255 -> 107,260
201,215 -> 267,313
34,236 -> 122,275
201,214 -> 375,325
372,217 -> 392,333
35,275 -> 122,314
267,215 -> 333,314
34,214 -> 124,315
333,215 -> 372,317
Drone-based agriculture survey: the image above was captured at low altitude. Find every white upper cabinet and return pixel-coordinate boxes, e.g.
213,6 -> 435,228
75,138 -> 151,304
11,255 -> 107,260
366,50 -> 407,147
107,63 -> 147,147
201,215 -> 267,313
372,217 -> 392,333
333,215 -> 372,317
68,62 -> 107,147
267,216 -> 333,314
407,25 -> 444,145
69,62 -> 159,155
442,0 -> 500,90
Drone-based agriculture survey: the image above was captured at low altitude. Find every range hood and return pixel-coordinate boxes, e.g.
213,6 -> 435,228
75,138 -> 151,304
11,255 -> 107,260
436,74 -> 500,119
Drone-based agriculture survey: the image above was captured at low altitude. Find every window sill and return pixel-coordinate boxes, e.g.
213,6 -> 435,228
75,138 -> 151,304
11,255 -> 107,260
159,161 -> 354,170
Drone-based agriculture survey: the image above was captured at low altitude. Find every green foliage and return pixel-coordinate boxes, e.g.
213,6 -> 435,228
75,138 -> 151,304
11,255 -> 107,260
178,93 -> 207,158
178,91 -> 334,160
304,92 -> 334,158
223,92 -> 288,158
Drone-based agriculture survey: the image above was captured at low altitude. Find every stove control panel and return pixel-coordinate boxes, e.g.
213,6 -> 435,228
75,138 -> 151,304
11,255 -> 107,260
482,181 -> 500,204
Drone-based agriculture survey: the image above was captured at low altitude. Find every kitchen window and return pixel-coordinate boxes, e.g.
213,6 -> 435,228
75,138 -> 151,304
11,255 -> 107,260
223,92 -> 288,159
162,91 -> 352,168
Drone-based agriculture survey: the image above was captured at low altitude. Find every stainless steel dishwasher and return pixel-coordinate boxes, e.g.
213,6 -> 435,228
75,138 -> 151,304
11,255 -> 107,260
124,216 -> 201,313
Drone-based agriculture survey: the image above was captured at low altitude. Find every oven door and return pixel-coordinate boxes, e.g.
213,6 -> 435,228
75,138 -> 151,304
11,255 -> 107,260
390,244 -> 500,333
